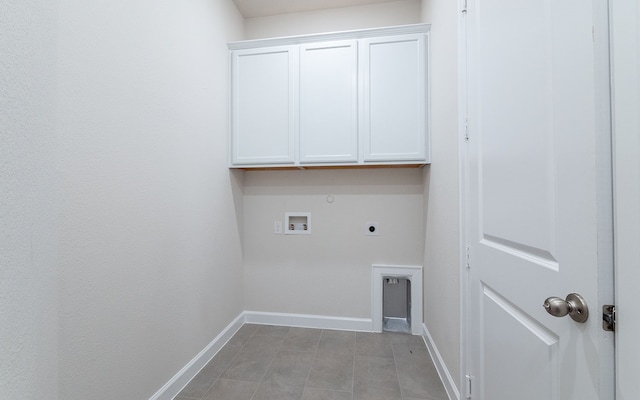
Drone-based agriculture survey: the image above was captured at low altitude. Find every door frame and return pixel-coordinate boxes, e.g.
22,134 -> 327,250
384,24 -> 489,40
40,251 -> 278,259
611,0 -> 640,398
458,1 -> 616,398
457,0 -> 469,397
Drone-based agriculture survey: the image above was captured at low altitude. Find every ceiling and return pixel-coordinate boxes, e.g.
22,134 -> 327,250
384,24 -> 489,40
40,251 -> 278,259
232,0 -> 401,18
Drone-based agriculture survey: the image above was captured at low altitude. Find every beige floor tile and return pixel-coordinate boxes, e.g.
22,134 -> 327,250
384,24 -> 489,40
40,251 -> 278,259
252,384 -> 304,400
220,349 -> 276,382
306,351 -> 354,392
176,373 -> 215,399
200,378 -> 258,400
317,330 -> 355,354
172,325 -> 446,400
262,350 -> 315,389
283,327 -> 322,352
177,344 -> 243,399
393,344 -> 447,400
301,387 -> 352,400
387,332 -> 427,347
227,324 -> 259,346
353,355 -> 401,398
353,393 -> 402,400
241,333 -> 285,354
255,324 -> 291,337
356,331 -> 394,358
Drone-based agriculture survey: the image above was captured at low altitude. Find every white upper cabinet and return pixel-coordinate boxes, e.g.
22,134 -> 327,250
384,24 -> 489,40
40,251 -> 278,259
231,46 -> 296,165
361,34 -> 427,162
229,24 -> 430,169
299,40 -> 359,164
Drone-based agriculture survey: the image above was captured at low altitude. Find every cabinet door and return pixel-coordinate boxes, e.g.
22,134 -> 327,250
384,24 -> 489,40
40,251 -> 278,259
361,34 -> 428,162
231,46 -> 296,165
299,40 -> 358,163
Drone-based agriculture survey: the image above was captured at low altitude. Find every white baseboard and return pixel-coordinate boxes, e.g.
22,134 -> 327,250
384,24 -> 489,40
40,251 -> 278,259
422,323 -> 461,400
243,311 -> 373,332
148,313 -> 245,400
151,314 -> 458,400
148,311 -> 373,400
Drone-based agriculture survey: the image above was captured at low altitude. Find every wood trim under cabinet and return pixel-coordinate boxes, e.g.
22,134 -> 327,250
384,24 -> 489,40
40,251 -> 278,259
232,163 -> 428,171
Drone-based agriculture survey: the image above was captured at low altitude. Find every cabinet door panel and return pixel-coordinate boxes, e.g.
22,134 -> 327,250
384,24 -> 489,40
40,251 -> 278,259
362,34 -> 427,162
299,40 -> 358,163
231,46 -> 296,165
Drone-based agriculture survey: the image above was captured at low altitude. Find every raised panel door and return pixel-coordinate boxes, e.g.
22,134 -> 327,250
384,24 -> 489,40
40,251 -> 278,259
465,0 -> 614,398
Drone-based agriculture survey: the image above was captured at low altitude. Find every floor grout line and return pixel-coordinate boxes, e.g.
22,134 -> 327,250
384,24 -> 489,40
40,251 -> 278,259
350,331 -> 356,398
175,325 -> 445,400
299,331 -> 319,399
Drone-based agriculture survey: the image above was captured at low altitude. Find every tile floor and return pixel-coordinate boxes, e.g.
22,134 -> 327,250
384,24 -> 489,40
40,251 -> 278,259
174,324 -> 448,400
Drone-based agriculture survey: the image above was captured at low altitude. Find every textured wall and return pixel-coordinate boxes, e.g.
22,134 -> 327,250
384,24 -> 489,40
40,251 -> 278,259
0,0 -> 59,399
56,0 -> 245,398
0,1 -> 462,398
421,0 -> 461,392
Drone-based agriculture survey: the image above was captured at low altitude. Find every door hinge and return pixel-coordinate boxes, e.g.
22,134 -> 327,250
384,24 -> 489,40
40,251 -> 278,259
464,118 -> 469,142
465,374 -> 473,398
602,305 -> 616,332
465,245 -> 471,269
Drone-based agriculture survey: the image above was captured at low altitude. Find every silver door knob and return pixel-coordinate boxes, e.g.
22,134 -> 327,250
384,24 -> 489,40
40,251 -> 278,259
543,293 -> 589,323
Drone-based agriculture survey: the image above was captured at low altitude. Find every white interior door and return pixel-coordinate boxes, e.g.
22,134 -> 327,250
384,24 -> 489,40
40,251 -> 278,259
464,0 -> 614,399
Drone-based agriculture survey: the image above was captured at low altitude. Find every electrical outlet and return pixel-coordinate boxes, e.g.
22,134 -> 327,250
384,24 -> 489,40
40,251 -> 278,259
365,222 -> 379,236
274,221 -> 282,234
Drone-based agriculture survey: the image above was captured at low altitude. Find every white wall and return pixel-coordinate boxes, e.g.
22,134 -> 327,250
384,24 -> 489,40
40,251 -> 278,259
0,1 -> 462,398
244,0 -> 421,39
56,1 -> 245,399
243,169 -> 425,318
421,0 -> 461,393
0,1 -> 59,399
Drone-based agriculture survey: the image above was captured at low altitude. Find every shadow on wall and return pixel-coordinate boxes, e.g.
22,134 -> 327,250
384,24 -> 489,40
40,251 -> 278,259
422,165 -> 431,239
241,167 -> 426,196
230,169 -> 246,252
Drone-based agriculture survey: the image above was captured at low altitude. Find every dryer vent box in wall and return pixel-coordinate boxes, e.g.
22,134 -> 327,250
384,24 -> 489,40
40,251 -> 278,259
285,212 -> 311,234
383,277 -> 411,334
